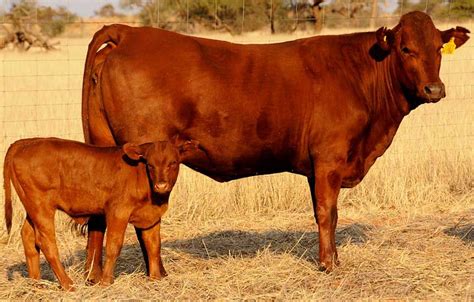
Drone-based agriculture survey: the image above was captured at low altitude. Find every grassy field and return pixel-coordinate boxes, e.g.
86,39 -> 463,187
0,24 -> 473,299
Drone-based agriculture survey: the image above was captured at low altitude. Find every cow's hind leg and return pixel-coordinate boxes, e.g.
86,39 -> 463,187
85,215 -> 106,285
32,210 -> 74,291
135,227 -> 150,275
83,84 -> 116,284
21,216 -> 40,280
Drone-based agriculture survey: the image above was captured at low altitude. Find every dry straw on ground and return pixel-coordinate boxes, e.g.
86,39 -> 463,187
0,24 -> 472,299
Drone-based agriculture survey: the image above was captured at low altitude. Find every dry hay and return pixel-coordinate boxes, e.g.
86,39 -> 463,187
0,211 -> 471,300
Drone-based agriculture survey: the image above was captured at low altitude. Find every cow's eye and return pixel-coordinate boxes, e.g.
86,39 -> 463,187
401,47 -> 411,54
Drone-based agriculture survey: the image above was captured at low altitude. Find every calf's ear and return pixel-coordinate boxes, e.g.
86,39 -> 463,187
440,26 -> 470,48
178,140 -> 200,160
123,143 -> 144,161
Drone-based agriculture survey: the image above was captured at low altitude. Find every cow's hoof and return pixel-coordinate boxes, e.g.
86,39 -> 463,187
148,273 -> 166,281
85,270 -> 102,286
319,259 -> 340,273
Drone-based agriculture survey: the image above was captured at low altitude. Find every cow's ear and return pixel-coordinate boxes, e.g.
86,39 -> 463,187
177,140 -> 200,160
376,27 -> 395,51
440,26 -> 470,48
123,143 -> 144,161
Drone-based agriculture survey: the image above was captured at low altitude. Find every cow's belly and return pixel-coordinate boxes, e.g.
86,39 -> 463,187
106,103 -> 305,181
116,122 -> 298,180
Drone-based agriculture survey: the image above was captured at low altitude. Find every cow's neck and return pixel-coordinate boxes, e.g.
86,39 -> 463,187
354,34 -> 411,123
349,33 -> 412,174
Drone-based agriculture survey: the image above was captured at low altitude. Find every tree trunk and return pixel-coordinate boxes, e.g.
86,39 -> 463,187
312,5 -> 323,32
370,0 -> 378,29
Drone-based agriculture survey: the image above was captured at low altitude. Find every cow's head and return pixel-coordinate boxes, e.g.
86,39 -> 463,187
123,140 -> 200,194
375,11 -> 469,104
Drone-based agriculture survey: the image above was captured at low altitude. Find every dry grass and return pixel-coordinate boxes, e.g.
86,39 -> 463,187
0,23 -> 473,299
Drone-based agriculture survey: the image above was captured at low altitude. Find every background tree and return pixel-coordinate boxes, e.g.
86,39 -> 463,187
118,0 -> 330,34
95,3 -> 124,18
395,0 -> 473,20
447,0 -> 474,19
0,0 -> 76,50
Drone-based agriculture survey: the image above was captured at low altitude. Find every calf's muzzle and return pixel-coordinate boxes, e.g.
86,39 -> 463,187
154,182 -> 170,194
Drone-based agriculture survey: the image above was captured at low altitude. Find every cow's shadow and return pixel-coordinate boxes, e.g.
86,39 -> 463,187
163,223 -> 372,261
5,223 -> 372,281
444,224 -> 473,243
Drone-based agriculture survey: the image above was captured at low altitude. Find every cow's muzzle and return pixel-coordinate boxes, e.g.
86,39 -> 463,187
154,182 -> 171,194
423,82 -> 446,102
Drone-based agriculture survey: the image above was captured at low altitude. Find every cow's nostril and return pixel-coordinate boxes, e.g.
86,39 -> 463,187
424,86 -> 432,95
423,83 -> 445,98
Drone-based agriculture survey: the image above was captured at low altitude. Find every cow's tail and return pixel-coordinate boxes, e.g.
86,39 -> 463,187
82,24 -> 128,144
3,147 -> 13,235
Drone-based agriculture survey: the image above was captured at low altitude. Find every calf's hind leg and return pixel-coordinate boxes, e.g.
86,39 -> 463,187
31,210 -> 74,291
21,216 -> 40,280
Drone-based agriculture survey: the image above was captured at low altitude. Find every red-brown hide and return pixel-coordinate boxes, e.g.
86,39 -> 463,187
81,11 -> 469,275
3,138 -> 198,289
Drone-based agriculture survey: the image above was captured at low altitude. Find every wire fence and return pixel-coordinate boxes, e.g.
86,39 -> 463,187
0,0 -> 472,185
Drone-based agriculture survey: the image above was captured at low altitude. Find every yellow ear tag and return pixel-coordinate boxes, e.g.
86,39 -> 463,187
383,35 -> 387,42
442,37 -> 456,55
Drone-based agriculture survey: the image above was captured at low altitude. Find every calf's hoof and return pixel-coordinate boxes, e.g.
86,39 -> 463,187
99,277 -> 114,287
60,281 -> 75,292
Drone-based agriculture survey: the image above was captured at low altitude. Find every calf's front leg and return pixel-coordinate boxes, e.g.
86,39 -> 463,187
310,164 -> 342,272
100,214 -> 128,286
137,221 -> 167,279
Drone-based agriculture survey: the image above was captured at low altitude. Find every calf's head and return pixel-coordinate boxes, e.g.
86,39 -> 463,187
375,11 -> 469,104
123,140 -> 200,194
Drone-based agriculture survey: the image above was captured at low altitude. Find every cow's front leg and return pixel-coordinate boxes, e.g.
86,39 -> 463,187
137,220 -> 167,280
310,164 -> 342,272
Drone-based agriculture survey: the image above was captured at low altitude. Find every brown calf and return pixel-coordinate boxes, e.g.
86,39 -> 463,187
3,137 -> 199,290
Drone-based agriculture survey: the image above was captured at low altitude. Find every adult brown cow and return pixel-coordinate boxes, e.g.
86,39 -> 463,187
82,11 -> 469,282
